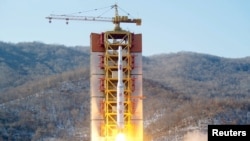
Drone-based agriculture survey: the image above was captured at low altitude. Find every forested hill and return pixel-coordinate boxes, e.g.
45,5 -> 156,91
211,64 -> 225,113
143,52 -> 250,97
0,41 -> 250,141
0,41 -> 89,91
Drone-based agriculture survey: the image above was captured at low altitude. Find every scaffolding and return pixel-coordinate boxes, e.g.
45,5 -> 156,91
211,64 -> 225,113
101,31 -> 133,140
90,30 -> 143,141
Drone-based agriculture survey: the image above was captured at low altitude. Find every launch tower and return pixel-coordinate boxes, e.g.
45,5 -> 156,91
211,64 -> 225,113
90,28 -> 143,141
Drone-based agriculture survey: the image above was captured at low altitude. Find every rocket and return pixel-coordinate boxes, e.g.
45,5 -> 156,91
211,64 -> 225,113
117,46 -> 124,131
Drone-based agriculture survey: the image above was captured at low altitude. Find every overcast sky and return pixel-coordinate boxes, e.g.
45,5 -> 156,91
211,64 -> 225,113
0,0 -> 250,58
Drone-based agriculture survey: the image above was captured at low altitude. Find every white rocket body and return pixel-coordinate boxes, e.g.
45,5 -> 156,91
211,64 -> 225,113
117,46 -> 124,130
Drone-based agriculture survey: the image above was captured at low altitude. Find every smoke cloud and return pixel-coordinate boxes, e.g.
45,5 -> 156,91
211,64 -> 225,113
182,130 -> 207,141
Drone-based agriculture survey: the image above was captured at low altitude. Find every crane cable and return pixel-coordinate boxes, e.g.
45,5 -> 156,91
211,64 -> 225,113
63,5 -> 113,16
117,6 -> 135,19
58,4 -> 135,19
97,5 -> 114,18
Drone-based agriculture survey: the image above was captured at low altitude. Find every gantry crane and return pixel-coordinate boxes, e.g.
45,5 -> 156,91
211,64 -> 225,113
46,4 -> 143,141
45,4 -> 141,31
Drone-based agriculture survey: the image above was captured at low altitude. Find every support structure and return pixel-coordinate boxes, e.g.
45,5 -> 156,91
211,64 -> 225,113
90,30 -> 143,141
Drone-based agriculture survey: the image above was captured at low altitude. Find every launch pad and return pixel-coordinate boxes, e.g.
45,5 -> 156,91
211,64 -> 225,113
90,30 -> 143,141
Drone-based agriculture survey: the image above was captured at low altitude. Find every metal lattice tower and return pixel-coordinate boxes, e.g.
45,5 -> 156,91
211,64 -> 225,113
90,30 -> 143,141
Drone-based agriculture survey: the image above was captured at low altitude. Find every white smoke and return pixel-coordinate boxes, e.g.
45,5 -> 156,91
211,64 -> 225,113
182,130 -> 207,141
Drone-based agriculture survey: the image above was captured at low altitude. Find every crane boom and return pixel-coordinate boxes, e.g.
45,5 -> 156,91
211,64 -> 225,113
46,15 -> 113,23
45,4 -> 141,31
46,15 -> 141,25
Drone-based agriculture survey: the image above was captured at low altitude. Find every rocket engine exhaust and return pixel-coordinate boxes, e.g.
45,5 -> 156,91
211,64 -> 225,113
117,46 -> 124,132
